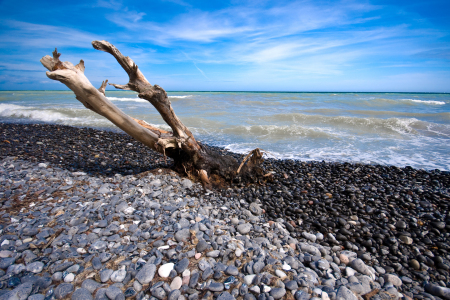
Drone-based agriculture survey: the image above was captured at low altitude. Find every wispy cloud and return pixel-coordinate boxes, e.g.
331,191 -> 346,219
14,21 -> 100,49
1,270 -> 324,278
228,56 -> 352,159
0,20 -> 99,49
0,0 -> 449,91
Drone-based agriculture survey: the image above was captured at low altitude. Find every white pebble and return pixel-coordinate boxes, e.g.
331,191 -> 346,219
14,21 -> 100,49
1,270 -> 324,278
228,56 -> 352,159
158,263 -> 174,278
64,273 -> 75,282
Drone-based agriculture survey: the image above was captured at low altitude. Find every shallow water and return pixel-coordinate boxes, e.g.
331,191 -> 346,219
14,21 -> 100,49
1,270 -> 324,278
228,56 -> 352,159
0,90 -> 449,170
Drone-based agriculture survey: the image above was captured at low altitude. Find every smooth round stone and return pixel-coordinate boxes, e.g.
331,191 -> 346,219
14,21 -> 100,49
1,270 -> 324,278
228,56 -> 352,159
170,277 -> 182,290
28,295 -> 45,300
395,220 -> 407,229
225,266 -> 239,276
55,283 -> 74,299
302,232 -> 317,242
91,257 -> 102,270
235,249 -> 243,257
409,259 -> 420,270
133,281 -> 142,292
349,259 -> 371,276
196,240 -> 209,253
237,224 -> 252,235
106,286 -> 123,300
111,268 -> 127,282
345,267 -> 357,277
195,253 -> 202,259
399,236 -> 413,245
217,292 -> 235,300
317,259 -> 330,270
249,286 -> 260,294
285,280 -> 298,290
383,274 -> 402,287
206,250 -> 220,258
168,289 -> 181,300
174,258 -> 189,273
135,263 -> 156,285
336,286 -> 357,300
231,218 -> 239,225
275,270 -> 287,279
244,275 -> 256,285
64,273 -> 75,283
209,282 -> 225,292
339,254 -> 350,265
425,283 -> 450,299
158,263 -> 174,278
71,288 -> 93,300
175,229 -> 190,242
52,272 -> 63,282
82,279 -> 102,293
100,269 -> 113,282
151,287 -> 166,300
282,263 -> 291,271
26,261 -> 44,273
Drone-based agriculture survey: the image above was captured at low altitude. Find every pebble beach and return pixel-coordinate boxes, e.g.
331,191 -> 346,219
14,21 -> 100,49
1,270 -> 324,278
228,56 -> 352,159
0,122 -> 449,300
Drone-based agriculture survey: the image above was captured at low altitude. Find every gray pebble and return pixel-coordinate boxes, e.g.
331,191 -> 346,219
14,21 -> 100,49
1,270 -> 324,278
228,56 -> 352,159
71,288 -> 93,300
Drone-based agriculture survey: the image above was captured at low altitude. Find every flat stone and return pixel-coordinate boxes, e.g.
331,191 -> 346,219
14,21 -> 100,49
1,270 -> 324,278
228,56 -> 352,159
82,279 -> 102,293
206,250 -> 220,257
196,240 -> 209,253
64,273 -> 75,282
26,261 -> 44,273
170,276 -> 182,290
237,224 -> 252,235
151,287 -> 166,300
158,263 -> 174,278
209,282 -> 225,292
216,292 -> 235,300
336,286 -> 357,300
7,282 -> 33,300
71,288 -> 93,300
244,275 -> 256,285
55,283 -> 74,299
135,264 -> 156,284
225,265 -> 239,276
270,288 -> 286,299
106,286 -> 123,300
0,257 -> 15,269
302,232 -> 317,242
383,274 -> 402,287
28,295 -> 45,300
111,268 -> 127,282
425,284 -> 450,299
175,229 -> 190,242
100,269 -> 113,282
168,289 -> 181,300
174,257 -> 189,274
349,259 -> 371,276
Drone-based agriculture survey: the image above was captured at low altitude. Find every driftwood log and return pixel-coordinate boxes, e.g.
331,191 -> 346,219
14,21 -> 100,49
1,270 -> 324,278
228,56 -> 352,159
40,41 -> 264,186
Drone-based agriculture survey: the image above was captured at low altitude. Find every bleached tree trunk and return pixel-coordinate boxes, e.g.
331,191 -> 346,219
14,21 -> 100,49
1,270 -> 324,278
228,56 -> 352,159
40,41 -> 264,185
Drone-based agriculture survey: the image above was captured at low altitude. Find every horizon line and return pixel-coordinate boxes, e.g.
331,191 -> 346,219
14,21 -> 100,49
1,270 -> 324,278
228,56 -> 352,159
1,90 -> 449,94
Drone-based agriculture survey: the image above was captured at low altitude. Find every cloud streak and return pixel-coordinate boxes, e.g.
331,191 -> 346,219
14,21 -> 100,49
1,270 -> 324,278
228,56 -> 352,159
0,0 -> 449,91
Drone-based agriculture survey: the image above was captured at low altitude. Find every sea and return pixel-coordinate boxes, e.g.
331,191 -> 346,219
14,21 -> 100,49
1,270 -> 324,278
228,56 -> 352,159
0,90 -> 449,171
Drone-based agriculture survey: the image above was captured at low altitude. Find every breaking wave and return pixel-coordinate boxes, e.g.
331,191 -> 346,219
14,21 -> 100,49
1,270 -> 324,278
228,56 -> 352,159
401,99 -> 446,105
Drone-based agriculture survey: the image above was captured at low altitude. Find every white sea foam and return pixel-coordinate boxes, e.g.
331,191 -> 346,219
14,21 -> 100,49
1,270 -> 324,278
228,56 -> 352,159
401,99 -> 446,105
169,95 -> 192,99
106,95 -> 191,102
107,97 -> 147,103
0,103 -> 109,127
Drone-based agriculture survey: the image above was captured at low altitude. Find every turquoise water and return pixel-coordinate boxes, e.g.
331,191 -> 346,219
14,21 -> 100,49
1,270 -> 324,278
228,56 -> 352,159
1,90 -> 449,170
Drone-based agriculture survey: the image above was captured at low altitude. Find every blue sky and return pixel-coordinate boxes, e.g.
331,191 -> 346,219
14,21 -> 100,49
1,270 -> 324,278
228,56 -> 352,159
0,0 -> 449,92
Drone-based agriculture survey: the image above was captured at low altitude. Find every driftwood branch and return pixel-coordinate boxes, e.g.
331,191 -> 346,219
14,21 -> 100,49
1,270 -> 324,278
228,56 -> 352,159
40,41 -> 265,185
